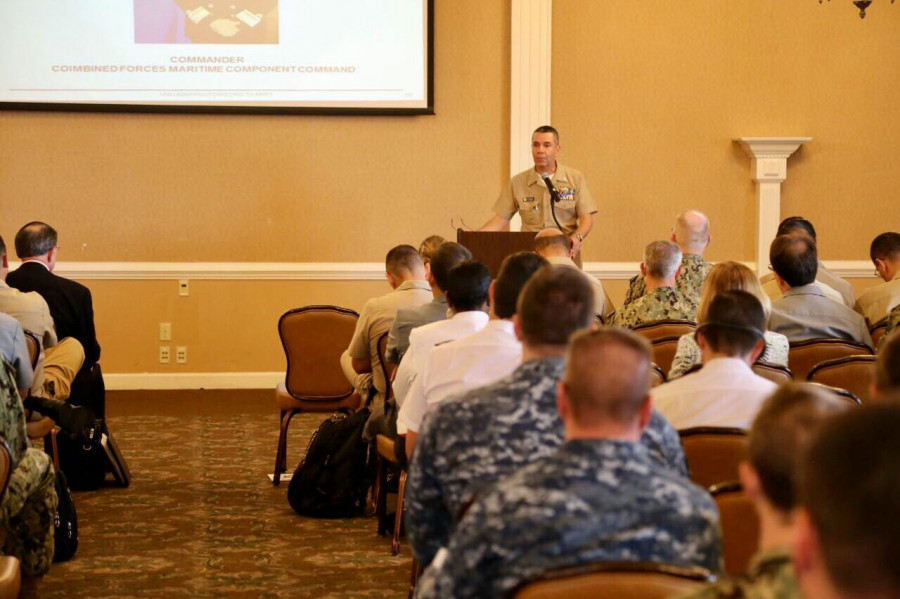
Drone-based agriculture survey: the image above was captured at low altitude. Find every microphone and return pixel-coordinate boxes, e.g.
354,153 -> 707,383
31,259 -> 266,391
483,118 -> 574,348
540,173 -> 561,203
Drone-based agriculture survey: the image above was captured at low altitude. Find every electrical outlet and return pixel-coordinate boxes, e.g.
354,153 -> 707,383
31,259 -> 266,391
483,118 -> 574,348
159,322 -> 172,341
176,346 -> 187,364
159,346 -> 171,363
179,280 -> 190,296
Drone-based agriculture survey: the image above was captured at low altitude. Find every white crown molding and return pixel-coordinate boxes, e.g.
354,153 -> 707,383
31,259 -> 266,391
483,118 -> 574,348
8,260 -> 875,281
105,371 -> 283,391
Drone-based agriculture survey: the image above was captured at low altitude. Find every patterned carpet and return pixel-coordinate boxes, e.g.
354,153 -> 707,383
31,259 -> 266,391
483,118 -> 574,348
20,391 -> 412,598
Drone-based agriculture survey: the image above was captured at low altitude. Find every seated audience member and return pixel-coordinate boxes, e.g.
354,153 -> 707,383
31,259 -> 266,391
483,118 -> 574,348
1,235 -> 91,434
0,357 -> 58,577
384,237 -> 459,365
768,234 -> 873,347
794,404 -> 900,599
855,232 -> 900,327
624,210 -> 711,309
669,262 -> 789,380
611,240 -> 694,327
392,260 -> 492,409
407,267 -> 688,568
0,313 -> 33,392
6,222 -> 101,374
652,290 -> 778,429
398,252 -> 548,455
679,383 -> 846,599
416,329 -> 722,599
871,328 -> 899,398
761,216 -> 854,307
532,229 -> 608,317
340,245 -> 432,441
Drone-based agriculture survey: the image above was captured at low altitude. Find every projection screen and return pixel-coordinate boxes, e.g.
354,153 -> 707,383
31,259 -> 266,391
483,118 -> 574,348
1,0 -> 433,114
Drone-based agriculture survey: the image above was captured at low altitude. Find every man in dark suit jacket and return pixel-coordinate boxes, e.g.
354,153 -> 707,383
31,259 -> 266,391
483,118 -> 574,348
6,222 -> 101,373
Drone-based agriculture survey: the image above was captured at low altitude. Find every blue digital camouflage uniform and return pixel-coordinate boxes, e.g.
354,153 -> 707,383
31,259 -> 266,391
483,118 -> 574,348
0,358 -> 58,576
676,547 -> 797,599
415,439 -> 722,598
406,357 -> 689,567
610,286 -> 696,328
624,254 -> 712,311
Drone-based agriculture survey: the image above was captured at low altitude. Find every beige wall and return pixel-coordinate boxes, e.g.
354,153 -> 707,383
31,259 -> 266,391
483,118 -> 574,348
2,1 -> 895,377
553,0 -> 899,263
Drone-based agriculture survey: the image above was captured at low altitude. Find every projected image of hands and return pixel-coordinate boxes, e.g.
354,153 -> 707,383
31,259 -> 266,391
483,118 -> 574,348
134,0 -> 279,44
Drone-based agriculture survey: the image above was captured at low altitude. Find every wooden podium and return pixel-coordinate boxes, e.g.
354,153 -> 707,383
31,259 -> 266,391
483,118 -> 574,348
456,230 -> 535,277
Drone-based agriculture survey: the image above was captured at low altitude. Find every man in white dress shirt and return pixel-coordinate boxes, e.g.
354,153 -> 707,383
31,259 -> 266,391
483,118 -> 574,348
652,290 -> 778,430
392,261 -> 492,421
398,252 -> 549,455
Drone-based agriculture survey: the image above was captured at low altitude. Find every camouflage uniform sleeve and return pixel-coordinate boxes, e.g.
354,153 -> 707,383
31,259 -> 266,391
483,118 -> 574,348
668,333 -> 701,380
406,412 -> 453,567
880,305 -> 900,350
623,274 -> 645,306
642,410 -> 688,478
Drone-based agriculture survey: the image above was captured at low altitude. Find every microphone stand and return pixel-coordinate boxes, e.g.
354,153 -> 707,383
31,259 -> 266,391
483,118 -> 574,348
541,174 -> 564,232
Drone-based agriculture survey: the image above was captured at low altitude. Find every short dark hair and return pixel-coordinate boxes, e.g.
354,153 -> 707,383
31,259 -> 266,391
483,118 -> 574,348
800,404 -> 900,595
445,260 -> 491,312
876,328 -> 900,394
14,221 -> 57,258
749,383 -> 845,512
429,242 -> 473,292
777,216 -> 817,240
770,234 -> 818,287
532,232 -> 570,255
870,232 -> 900,262
517,266 -> 594,346
564,329 -> 652,427
493,252 -> 549,319
696,290 -> 766,357
533,125 -> 560,145
385,244 -> 423,276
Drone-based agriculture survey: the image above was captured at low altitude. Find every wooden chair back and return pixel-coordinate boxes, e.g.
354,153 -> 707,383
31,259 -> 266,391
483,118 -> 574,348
679,427 -> 748,490
787,339 -> 874,380
751,362 -> 793,385
711,483 -> 760,577
649,336 -> 681,377
22,330 -> 40,370
632,320 -> 696,342
514,562 -> 713,599
806,382 -> 862,406
278,305 -> 359,400
807,355 -> 876,402
649,363 -> 666,388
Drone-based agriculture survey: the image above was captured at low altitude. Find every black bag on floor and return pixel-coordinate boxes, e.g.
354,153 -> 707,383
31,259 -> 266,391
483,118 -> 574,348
53,470 -> 78,562
288,408 -> 371,518
57,425 -> 106,491
101,432 -> 131,487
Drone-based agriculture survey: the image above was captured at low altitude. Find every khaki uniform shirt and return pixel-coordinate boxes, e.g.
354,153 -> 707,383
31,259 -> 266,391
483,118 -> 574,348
624,254 -> 710,312
855,274 -> 900,327
543,256 -> 608,316
611,286 -> 695,329
492,164 -> 597,235
346,279 -> 432,396
0,280 -> 57,398
676,547 -> 796,599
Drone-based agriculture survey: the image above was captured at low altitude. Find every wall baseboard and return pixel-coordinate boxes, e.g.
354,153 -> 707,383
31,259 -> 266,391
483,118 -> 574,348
105,372 -> 283,391
8,260 -> 876,281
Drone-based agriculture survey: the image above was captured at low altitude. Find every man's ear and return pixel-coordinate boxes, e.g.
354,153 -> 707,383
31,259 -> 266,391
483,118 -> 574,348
513,314 -> 524,342
674,266 -> 683,281
488,280 -> 496,307
739,462 -> 761,501
749,337 -> 766,363
792,508 -> 818,580
556,381 -> 569,421
637,395 -> 652,431
639,262 -> 648,277
1,253 -> 7,269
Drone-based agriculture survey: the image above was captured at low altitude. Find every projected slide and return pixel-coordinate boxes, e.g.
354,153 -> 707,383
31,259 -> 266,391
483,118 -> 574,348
0,0 -> 431,113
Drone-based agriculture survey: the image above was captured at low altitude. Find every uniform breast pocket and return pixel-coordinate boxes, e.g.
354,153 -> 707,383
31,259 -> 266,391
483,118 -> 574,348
519,197 -> 543,226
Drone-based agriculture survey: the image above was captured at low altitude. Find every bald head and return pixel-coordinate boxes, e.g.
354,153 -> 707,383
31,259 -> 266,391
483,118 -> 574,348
562,329 -> 652,430
673,210 -> 710,255
533,228 -> 570,258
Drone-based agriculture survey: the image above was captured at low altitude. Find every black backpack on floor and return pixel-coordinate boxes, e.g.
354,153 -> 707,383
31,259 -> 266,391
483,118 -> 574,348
288,408 -> 371,518
53,470 -> 78,562
57,424 -> 106,491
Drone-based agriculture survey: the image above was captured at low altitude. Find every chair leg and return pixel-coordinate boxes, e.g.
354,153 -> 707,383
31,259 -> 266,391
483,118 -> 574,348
49,429 -> 60,472
391,470 -> 407,556
408,557 -> 421,599
273,409 -> 296,486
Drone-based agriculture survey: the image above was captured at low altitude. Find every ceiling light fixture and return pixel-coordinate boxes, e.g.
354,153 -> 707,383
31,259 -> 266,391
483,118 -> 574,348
819,0 -> 895,18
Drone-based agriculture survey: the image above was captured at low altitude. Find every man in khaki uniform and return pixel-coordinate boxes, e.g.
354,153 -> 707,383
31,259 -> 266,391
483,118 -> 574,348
624,210 -> 711,309
855,232 -> 900,327
533,229 -> 611,319
340,245 -> 431,440
760,217 -> 855,308
611,241 -> 694,328
480,126 -> 597,265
